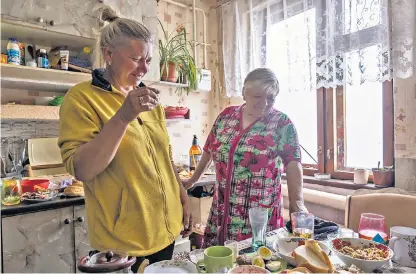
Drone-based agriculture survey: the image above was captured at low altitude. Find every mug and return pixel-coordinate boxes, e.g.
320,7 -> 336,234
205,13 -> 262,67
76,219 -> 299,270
197,246 -> 234,273
388,226 -> 416,267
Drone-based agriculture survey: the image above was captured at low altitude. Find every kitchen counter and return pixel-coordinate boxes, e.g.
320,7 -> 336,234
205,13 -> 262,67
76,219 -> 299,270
1,175 -> 216,218
1,196 -> 85,217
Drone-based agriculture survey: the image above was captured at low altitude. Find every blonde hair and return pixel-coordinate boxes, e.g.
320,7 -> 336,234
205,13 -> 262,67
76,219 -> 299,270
93,4 -> 153,68
243,68 -> 280,98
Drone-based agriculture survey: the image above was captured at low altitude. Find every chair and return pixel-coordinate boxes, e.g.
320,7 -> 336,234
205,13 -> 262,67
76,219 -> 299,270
345,193 -> 416,232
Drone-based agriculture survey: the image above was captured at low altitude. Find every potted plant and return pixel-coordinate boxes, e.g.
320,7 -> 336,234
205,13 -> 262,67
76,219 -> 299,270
158,20 -> 199,95
372,161 -> 394,187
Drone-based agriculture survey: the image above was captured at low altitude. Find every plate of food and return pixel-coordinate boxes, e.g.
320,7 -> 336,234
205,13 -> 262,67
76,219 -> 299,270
236,246 -> 287,273
273,238 -> 330,267
21,190 -> 58,203
330,238 -> 393,273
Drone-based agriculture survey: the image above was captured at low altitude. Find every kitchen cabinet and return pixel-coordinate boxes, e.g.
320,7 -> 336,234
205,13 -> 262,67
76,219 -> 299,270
2,207 -> 76,273
74,205 -> 91,273
1,0 -> 97,39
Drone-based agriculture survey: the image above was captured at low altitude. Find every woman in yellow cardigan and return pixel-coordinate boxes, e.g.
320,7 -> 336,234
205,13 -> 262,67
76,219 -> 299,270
58,5 -> 191,272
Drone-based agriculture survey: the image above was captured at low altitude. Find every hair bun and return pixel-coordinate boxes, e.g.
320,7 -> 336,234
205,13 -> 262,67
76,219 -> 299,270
95,4 -> 120,24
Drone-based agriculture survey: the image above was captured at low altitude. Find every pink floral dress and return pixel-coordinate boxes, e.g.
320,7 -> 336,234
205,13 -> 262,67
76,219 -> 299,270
202,105 -> 302,247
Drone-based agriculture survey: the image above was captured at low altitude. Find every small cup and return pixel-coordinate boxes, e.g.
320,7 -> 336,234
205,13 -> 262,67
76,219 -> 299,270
291,212 -> 314,239
354,168 -> 369,184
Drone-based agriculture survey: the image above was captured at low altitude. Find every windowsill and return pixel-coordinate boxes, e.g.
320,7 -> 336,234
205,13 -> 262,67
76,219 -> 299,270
282,174 -> 381,190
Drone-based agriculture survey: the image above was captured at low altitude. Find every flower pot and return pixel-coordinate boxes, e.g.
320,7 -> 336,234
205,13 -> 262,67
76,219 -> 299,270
160,62 -> 178,82
372,169 -> 394,187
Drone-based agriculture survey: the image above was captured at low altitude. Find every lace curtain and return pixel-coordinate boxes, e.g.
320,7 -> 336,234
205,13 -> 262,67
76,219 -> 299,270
220,0 -> 416,97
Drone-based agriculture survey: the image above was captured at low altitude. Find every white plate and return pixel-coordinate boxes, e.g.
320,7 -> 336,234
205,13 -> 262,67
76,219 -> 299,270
189,249 -> 204,264
144,260 -> 197,273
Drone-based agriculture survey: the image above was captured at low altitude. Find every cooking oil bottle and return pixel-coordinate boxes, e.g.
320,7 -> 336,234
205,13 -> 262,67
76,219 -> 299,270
189,135 -> 202,172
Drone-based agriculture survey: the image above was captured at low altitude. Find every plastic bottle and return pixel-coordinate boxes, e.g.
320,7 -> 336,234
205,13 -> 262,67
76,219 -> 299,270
189,135 -> 202,171
7,38 -> 20,65
37,49 -> 48,68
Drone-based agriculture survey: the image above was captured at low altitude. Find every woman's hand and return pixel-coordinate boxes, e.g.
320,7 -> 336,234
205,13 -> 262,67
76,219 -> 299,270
180,197 -> 193,238
117,87 -> 160,122
182,178 -> 196,190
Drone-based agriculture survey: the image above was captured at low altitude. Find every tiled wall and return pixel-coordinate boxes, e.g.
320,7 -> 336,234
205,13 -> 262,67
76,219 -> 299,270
393,78 -> 416,191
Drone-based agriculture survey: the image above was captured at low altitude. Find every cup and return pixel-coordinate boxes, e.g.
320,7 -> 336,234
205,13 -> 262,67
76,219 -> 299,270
249,207 -> 269,249
224,240 -> 238,262
1,177 -> 22,205
358,213 -> 388,243
388,226 -> 416,267
291,212 -> 314,239
196,246 -> 234,273
354,168 -> 369,184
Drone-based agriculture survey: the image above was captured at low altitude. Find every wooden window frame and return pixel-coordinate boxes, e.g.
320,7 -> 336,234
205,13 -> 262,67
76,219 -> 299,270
301,81 -> 394,182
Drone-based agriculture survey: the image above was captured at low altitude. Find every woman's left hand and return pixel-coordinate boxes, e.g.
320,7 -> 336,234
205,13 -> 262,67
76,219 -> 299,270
181,198 -> 193,237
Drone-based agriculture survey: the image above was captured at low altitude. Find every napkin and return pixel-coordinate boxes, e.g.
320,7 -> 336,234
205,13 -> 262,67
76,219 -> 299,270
285,217 -> 339,241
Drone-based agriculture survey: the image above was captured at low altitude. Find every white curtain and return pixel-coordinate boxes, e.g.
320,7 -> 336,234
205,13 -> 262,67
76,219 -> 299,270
221,0 -> 416,97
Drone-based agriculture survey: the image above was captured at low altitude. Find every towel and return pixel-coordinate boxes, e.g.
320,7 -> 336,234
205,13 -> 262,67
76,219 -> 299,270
285,217 -> 339,241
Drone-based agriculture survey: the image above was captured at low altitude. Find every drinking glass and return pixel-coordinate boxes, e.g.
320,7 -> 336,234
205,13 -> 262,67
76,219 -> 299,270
224,240 -> 238,262
1,177 -> 22,205
249,207 -> 269,249
291,212 -> 314,239
358,213 -> 388,242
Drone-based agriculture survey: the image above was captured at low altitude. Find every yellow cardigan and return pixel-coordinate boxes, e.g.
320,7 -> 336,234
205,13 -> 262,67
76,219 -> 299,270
58,80 -> 182,256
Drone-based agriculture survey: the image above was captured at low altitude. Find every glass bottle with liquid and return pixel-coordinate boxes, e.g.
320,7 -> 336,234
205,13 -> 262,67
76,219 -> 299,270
189,135 -> 202,172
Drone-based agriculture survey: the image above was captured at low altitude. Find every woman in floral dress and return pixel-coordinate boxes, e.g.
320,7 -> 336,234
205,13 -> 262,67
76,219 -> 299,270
184,68 -> 308,247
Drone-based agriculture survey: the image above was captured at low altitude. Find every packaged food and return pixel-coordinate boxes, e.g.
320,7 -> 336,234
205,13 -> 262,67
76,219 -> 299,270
7,38 -> 20,65
49,47 -> 69,70
18,42 -> 25,65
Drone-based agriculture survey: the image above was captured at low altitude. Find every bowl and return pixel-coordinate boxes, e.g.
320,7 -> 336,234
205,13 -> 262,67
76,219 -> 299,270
228,265 -> 270,274
272,238 -> 330,267
329,238 -> 393,273
21,178 -> 50,193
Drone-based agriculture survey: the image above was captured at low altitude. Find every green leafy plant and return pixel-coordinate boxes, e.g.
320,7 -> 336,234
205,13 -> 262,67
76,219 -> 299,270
158,20 -> 199,95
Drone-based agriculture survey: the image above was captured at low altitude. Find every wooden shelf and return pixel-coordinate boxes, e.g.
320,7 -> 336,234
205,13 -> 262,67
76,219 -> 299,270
1,105 -> 60,121
144,80 -> 188,88
1,63 -> 91,92
1,18 -> 96,50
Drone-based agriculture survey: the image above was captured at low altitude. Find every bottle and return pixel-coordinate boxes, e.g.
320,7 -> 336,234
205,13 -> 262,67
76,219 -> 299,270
37,49 -> 48,68
189,135 -> 202,171
7,38 -> 20,65
18,42 -> 25,66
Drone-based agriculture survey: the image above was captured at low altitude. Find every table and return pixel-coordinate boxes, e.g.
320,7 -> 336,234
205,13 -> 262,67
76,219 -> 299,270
238,228 -> 416,273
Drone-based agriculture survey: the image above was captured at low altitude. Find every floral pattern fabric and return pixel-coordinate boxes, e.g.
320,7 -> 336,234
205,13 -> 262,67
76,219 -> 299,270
202,105 -> 302,247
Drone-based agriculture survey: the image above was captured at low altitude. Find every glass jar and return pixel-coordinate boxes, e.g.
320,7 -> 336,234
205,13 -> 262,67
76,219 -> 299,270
1,177 -> 22,205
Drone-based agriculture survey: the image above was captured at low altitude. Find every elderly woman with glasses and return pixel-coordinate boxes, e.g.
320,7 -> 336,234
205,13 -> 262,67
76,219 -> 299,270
183,68 -> 308,247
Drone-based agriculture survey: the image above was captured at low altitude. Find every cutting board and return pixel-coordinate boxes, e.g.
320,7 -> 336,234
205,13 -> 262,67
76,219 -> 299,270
28,137 -> 66,176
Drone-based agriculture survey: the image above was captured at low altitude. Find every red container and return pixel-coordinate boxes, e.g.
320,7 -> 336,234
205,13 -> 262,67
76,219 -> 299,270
21,179 -> 50,193
165,107 -> 189,119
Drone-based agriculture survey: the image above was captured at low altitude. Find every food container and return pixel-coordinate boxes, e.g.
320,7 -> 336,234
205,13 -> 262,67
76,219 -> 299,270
1,177 -> 22,205
314,173 -> 331,180
354,168 -> 369,184
164,106 -> 189,119
78,250 -> 136,273
1,54 -> 7,64
20,178 -> 50,193
49,47 -> 69,70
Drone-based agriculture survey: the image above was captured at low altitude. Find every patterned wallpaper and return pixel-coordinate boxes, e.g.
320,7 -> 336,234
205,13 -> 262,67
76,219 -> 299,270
393,78 -> 416,191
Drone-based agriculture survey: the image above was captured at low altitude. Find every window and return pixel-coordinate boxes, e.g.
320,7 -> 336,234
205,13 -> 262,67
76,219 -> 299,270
264,1 -> 394,181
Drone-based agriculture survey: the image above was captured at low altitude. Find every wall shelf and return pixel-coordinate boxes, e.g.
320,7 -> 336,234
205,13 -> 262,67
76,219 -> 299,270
1,18 -> 96,50
1,105 -> 60,121
144,80 -> 188,88
1,63 -> 91,93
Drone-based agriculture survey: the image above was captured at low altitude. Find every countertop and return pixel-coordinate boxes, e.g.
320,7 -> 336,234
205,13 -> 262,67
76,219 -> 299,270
1,175 -> 217,218
1,196 -> 85,217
